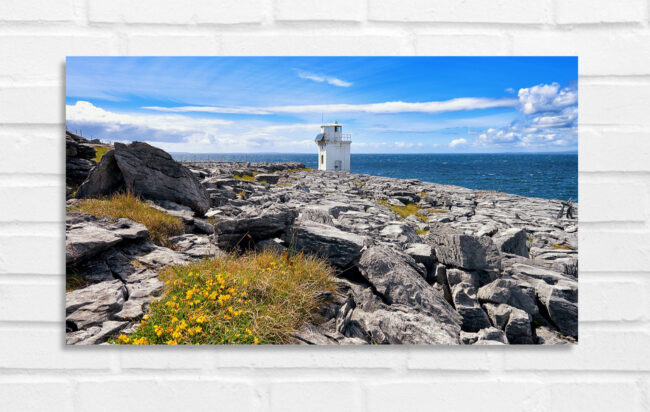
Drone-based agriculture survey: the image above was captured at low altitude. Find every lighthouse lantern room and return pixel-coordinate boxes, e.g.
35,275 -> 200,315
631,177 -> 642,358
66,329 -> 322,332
314,121 -> 351,171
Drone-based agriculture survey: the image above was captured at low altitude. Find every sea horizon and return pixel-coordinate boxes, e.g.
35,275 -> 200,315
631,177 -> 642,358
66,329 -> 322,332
172,152 -> 578,202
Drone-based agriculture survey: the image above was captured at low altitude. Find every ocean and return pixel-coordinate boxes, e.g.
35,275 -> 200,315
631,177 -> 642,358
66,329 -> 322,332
172,153 -> 578,201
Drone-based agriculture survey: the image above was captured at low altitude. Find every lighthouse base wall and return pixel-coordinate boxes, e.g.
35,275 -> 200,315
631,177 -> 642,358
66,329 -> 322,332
318,142 -> 351,172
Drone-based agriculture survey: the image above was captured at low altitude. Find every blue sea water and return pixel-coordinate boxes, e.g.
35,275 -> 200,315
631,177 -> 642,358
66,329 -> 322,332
172,153 -> 578,201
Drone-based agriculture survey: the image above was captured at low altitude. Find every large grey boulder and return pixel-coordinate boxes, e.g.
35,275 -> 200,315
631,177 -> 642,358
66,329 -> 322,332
477,278 -> 539,318
357,246 -> 462,326
482,303 -> 533,344
451,282 -> 491,332
77,142 -> 211,215
75,150 -> 125,198
494,228 -> 529,258
283,222 -> 364,267
347,306 -> 460,344
534,281 -> 578,338
425,223 -> 502,270
67,158 -> 96,187
216,204 -> 298,250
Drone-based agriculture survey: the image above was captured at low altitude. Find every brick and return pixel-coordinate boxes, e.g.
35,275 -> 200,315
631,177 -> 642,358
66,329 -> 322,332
415,34 -> 508,55
368,0 -> 550,23
76,378 -> 256,412
275,0 -> 364,22
580,82 -> 650,126
366,381 -> 547,411
579,230 -> 650,272
0,235 -> 62,275
0,87 -> 62,124
511,31 -> 650,75
505,329 -> 650,370
88,0 -> 265,24
0,0 -> 76,22
271,381 -> 362,412
0,186 -> 64,222
407,346 -> 499,370
0,327 -> 111,369
0,281 -> 63,322
548,381 -> 643,411
0,127 -> 63,174
554,0 -> 645,24
219,34 -> 413,55
126,34 -> 219,55
120,351 -> 214,370
579,178 -> 647,222
0,35 -> 116,81
0,381 -> 73,412
580,278 -> 647,321
215,347 -> 405,369
580,129 -> 650,172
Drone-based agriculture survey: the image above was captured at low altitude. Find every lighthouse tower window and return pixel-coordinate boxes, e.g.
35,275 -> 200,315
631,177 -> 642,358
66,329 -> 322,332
335,126 -> 341,133
321,154 -> 324,165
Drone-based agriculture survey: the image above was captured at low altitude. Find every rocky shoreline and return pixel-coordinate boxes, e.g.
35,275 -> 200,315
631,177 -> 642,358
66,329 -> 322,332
66,137 -> 578,345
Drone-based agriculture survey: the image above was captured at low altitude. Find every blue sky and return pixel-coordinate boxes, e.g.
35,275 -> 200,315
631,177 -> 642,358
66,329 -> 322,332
66,57 -> 577,154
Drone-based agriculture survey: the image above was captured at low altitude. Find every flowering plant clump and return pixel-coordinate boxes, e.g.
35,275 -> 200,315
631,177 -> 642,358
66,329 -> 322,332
113,250 -> 336,345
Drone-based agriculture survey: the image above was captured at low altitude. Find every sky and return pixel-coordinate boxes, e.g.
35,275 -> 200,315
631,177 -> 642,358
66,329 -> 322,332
65,57 -> 578,154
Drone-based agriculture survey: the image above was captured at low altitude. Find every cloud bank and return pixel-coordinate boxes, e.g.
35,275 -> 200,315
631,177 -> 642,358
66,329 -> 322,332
143,97 -> 518,115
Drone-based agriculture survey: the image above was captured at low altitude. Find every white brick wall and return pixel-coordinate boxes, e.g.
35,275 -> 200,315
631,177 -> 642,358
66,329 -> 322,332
0,0 -> 648,410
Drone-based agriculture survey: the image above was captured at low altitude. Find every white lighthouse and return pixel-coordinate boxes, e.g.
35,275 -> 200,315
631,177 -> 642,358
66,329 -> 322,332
315,121 -> 351,171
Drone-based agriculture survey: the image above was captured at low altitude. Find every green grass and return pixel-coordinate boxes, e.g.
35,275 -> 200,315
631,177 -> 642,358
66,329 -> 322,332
112,250 -> 337,345
68,192 -> 185,247
353,179 -> 366,187
234,174 -> 255,182
552,243 -> 572,250
66,272 -> 87,291
92,145 -> 111,163
377,199 -> 428,221
416,228 -> 429,235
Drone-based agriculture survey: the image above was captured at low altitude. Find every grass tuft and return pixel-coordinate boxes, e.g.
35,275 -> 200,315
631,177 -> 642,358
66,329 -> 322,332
92,146 -> 111,163
552,243 -> 572,250
416,228 -> 429,235
112,250 -> 337,345
66,272 -> 88,291
377,199 -> 428,221
234,174 -> 254,182
69,192 -> 185,247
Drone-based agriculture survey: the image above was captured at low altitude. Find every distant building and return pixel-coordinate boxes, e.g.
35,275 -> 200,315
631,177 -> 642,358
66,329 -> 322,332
315,121 -> 351,171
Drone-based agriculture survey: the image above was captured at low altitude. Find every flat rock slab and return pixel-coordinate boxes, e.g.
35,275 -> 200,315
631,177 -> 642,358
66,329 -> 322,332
66,279 -> 127,330
283,222 -> 364,267
215,204 -> 297,250
66,213 -> 148,265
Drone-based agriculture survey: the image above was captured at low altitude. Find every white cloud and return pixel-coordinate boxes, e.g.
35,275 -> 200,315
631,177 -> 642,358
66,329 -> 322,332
66,101 -> 324,152
143,97 -> 517,115
517,82 -> 577,114
297,71 -> 352,87
449,138 -> 468,148
67,101 -> 233,134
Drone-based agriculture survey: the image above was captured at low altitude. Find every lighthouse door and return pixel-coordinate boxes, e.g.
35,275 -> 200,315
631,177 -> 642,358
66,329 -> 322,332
334,160 -> 342,171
